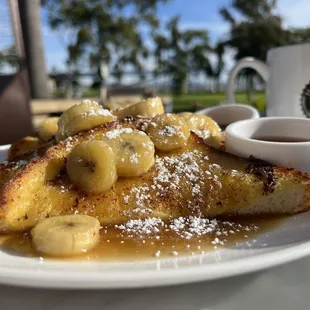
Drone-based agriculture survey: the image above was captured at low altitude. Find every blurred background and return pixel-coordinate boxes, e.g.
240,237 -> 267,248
1,0 -> 310,141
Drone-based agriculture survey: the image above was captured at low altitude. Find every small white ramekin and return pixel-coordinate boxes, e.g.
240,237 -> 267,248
197,104 -> 260,128
225,117 -> 310,173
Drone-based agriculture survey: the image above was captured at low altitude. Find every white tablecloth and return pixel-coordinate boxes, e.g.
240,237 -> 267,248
1,255 -> 309,310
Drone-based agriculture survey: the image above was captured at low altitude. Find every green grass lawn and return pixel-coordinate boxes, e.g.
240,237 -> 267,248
80,88 -> 266,113
171,92 -> 266,113
82,88 -> 100,98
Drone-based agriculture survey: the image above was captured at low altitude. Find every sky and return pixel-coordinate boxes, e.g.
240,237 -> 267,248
1,0 -> 310,83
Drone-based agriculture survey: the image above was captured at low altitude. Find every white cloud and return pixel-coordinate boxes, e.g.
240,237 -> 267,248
277,0 -> 310,28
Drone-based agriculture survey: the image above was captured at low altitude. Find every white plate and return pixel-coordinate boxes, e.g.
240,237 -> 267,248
1,144 -> 310,289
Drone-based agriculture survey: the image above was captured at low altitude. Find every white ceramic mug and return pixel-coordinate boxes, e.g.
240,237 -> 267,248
226,43 -> 310,118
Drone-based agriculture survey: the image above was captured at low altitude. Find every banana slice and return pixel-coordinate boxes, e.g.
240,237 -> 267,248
179,113 -> 222,147
114,97 -> 164,119
108,101 -> 134,112
31,215 -> 100,257
45,158 -> 66,181
67,141 -> 117,193
67,109 -> 116,137
57,100 -> 100,141
102,128 -> 155,177
56,100 -> 116,141
146,113 -> 190,151
38,117 -> 59,142
178,112 -> 192,119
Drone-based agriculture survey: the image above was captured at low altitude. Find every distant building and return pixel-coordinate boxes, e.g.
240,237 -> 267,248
48,73 -> 81,98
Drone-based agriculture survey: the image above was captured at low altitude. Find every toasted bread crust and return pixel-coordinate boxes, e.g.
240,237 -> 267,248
296,184 -> 310,212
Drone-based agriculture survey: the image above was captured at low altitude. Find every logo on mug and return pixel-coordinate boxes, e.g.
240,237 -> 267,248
301,82 -> 310,118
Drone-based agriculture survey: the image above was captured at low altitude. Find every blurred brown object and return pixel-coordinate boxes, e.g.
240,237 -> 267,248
192,100 -> 203,111
0,0 -> 33,145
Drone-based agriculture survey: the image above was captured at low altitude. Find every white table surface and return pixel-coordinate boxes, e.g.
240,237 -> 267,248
1,256 -> 309,310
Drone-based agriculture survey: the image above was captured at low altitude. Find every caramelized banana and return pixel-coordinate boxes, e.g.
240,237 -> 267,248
57,100 -> 116,141
146,113 -> 190,151
38,117 -> 59,142
66,141 -> 117,193
102,128 -> 155,177
67,109 -> 115,137
114,97 -> 164,119
57,100 -> 101,141
179,113 -> 222,147
178,112 -> 192,119
32,215 -> 100,257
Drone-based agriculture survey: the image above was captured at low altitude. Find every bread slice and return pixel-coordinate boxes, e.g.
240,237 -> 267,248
0,161 -> 25,188
0,118 -> 310,232
7,136 -> 48,161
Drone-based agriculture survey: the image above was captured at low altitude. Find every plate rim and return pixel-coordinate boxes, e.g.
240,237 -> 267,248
0,239 -> 309,289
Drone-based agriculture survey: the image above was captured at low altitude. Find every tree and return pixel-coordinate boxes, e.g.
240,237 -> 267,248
153,17 -> 212,95
0,45 -> 19,71
220,0 -> 290,60
219,0 -> 290,103
288,28 -> 310,44
42,0 -> 167,76
210,42 -> 225,92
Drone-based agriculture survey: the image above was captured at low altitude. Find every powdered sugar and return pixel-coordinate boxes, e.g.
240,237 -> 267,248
150,100 -> 158,107
1,160 -> 28,167
119,150 -> 211,218
80,108 -> 114,119
169,216 -> 219,239
96,109 -> 114,116
158,125 -> 181,137
128,185 -> 152,208
115,217 -> 164,234
105,128 -> 133,139
131,207 -> 153,215
193,129 -> 211,140
115,215 -> 260,248
77,99 -> 99,107
129,153 -> 139,164
105,128 -> 146,139
152,150 -> 206,205
63,136 -> 75,152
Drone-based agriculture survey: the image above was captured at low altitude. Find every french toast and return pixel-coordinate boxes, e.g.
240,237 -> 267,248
0,161 -> 26,188
1,117 -> 310,232
7,136 -> 46,161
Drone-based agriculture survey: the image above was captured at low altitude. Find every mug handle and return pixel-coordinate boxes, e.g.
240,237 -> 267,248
226,57 -> 270,103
